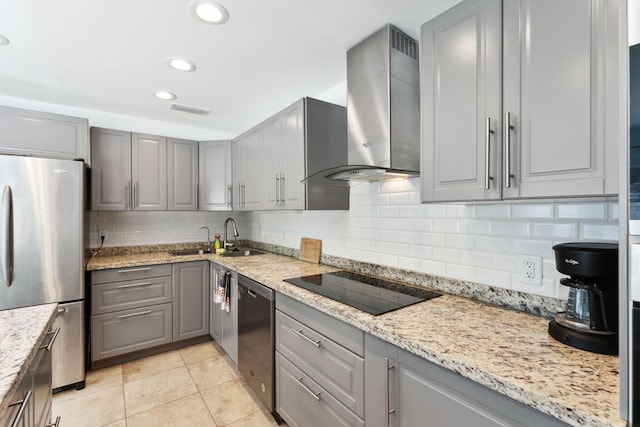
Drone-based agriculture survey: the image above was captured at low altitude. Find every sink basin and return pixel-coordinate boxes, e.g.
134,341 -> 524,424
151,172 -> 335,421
219,248 -> 265,257
170,249 -> 212,256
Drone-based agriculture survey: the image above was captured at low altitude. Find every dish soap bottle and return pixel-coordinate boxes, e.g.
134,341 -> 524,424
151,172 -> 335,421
214,234 -> 221,253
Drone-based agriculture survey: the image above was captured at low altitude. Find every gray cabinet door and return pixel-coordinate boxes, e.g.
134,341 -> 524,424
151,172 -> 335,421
90,127 -> 132,211
0,105 -> 89,163
173,261 -> 210,342
168,138 -> 198,211
91,303 -> 172,361
421,0 -> 502,202
264,116 -> 281,210
232,137 -> 245,210
243,126 -> 266,210
502,0 -> 618,198
199,140 -> 232,211
209,264 -> 221,341
364,334 -> 570,427
131,133 -> 167,210
280,100 -> 305,210
219,271 -> 238,364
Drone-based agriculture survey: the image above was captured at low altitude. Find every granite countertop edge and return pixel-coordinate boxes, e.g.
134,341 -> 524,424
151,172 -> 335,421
0,303 -> 58,418
86,251 -> 626,427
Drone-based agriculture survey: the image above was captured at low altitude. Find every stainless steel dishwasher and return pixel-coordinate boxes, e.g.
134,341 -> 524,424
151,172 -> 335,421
238,274 -> 275,414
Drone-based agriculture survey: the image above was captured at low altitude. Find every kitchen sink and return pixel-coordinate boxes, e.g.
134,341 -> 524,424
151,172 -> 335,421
219,248 -> 265,257
170,249 -> 213,256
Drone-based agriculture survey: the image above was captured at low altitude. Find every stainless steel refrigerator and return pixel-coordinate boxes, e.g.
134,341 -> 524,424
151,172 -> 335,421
1,154 -> 86,391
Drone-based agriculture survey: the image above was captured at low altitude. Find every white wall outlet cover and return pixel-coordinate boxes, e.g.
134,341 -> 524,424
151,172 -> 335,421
519,255 -> 543,286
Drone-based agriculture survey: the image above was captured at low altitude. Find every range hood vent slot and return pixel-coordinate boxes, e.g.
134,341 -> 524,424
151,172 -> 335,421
169,103 -> 211,116
391,27 -> 418,60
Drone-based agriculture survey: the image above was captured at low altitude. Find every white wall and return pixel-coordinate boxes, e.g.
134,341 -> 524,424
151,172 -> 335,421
244,178 -> 618,300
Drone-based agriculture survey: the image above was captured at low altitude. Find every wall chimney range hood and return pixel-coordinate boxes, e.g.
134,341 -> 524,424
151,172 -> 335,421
307,24 -> 420,183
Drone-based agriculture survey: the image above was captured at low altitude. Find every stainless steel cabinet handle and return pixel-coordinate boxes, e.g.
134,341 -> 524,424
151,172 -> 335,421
280,173 -> 285,206
9,389 -> 32,427
503,112 -> 514,188
133,182 -> 138,209
292,376 -> 321,401
125,182 -> 130,210
117,281 -> 152,289
196,183 -> 199,209
275,173 -> 280,204
227,185 -> 232,208
40,327 -> 60,351
118,310 -> 152,319
117,267 -> 151,273
291,328 -> 321,347
485,117 -> 495,190
1,185 -> 13,286
385,357 -> 396,426
45,416 -> 61,427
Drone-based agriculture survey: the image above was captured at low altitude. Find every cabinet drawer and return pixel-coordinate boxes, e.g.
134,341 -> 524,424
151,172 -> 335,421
276,292 -> 363,356
276,352 -> 364,427
91,303 -> 172,361
91,264 -> 172,284
91,276 -> 172,315
276,311 -> 364,417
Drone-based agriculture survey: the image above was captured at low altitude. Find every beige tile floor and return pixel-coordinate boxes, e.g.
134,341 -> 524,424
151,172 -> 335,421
52,341 -> 283,427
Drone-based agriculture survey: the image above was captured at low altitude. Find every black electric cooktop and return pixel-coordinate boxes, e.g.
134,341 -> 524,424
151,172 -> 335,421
284,270 -> 441,316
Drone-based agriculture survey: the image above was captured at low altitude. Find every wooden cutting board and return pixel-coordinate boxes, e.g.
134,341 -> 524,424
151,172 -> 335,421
299,238 -> 322,263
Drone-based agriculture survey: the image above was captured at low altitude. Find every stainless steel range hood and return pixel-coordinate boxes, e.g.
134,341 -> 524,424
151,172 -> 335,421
308,25 -> 420,182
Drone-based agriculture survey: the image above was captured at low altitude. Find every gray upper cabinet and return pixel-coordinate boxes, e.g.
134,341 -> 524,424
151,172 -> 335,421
0,105 -> 89,164
91,128 -> 132,211
168,138 -> 198,211
91,127 -> 189,211
233,97 -> 349,211
131,133 -> 167,210
199,140 -> 232,211
173,261 -> 210,342
421,0 -> 620,202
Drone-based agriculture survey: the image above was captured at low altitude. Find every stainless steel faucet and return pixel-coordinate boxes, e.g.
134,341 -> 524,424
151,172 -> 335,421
200,226 -> 211,251
224,217 -> 239,248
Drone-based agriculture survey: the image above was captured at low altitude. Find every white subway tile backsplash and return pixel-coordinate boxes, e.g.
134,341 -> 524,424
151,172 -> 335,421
532,222 -> 578,239
580,223 -> 619,241
512,203 -> 554,219
90,190 -> 618,301
556,203 -> 607,220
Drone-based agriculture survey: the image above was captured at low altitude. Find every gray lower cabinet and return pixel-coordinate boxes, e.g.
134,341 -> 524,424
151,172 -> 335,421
173,261 -> 210,341
1,328 -> 56,427
275,293 -> 364,426
0,105 -> 89,164
364,334 -> 569,427
90,264 -> 173,362
209,263 -> 237,363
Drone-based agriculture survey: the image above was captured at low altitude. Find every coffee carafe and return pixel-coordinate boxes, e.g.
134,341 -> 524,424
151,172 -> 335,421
548,242 -> 618,355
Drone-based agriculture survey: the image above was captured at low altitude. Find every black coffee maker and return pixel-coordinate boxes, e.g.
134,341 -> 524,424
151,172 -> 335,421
548,242 -> 618,355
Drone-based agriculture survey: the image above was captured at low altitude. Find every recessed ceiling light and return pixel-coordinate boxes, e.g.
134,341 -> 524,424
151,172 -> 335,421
167,57 -> 197,72
191,1 -> 229,25
153,90 -> 177,100
0,35 -> 9,45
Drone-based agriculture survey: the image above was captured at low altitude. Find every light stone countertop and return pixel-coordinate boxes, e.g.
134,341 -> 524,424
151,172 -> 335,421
87,251 -> 626,427
0,303 -> 58,418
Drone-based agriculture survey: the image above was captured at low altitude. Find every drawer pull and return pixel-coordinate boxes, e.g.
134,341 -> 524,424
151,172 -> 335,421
291,328 -> 321,347
292,376 -> 321,401
8,389 -> 32,427
118,310 -> 152,319
116,267 -> 151,273
117,281 -> 152,289
45,416 -> 61,427
40,327 -> 60,351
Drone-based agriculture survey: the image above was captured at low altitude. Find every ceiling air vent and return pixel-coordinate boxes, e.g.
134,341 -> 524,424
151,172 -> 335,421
391,27 -> 417,61
169,103 -> 211,115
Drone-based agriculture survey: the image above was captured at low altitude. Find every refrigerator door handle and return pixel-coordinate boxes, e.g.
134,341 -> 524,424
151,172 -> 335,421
1,185 -> 13,286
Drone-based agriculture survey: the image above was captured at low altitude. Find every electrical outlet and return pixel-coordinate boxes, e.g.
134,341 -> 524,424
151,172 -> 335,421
519,255 -> 543,285
98,229 -> 108,241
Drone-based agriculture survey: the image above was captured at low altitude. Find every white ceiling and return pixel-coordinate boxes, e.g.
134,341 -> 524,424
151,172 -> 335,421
0,0 -> 461,138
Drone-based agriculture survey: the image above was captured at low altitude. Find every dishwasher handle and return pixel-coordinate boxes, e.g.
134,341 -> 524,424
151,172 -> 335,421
238,274 -> 274,301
